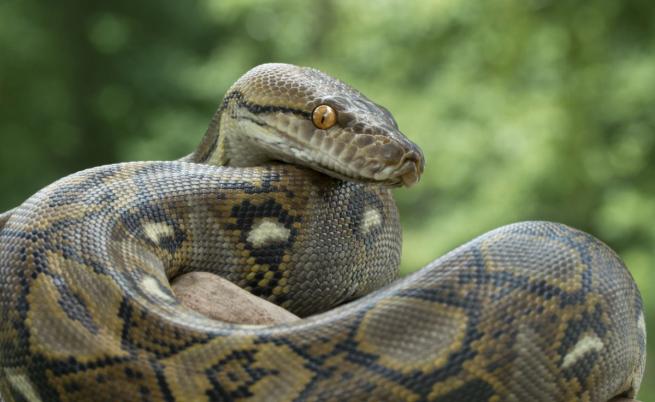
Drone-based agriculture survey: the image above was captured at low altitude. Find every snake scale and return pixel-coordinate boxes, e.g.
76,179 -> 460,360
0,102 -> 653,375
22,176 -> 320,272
0,63 -> 646,401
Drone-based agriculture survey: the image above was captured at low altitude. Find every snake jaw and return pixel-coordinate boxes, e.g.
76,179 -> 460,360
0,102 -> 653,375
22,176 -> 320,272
319,132 -> 424,187
249,116 -> 425,187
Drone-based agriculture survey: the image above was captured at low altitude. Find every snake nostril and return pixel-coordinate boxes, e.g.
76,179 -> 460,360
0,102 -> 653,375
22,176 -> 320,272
405,151 -> 419,162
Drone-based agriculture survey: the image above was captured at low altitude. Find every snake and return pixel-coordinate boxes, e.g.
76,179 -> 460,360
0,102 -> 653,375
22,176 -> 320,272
0,63 -> 646,402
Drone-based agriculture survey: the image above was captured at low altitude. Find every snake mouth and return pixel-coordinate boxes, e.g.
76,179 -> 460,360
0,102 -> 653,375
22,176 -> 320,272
304,136 -> 424,187
310,142 -> 424,188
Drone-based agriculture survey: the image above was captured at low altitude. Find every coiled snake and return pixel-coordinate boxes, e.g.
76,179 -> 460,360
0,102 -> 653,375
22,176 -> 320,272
0,63 -> 646,401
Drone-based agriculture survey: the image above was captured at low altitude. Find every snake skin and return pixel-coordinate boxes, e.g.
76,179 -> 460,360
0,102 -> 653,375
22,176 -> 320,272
0,64 -> 646,401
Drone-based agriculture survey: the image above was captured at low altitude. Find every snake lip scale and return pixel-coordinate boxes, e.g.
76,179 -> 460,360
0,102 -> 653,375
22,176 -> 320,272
0,63 -> 646,401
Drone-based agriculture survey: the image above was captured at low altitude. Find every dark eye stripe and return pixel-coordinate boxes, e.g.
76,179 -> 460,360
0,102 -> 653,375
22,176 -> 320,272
240,101 -> 311,118
222,90 -> 312,119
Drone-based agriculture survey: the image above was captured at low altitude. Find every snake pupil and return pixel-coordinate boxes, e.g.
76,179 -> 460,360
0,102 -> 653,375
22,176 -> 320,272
312,104 -> 337,129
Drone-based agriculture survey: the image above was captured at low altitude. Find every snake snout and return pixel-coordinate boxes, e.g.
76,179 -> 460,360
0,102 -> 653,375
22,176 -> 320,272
364,139 -> 424,187
397,149 -> 424,187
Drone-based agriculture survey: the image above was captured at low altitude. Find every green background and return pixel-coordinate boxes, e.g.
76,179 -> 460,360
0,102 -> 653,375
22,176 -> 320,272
1,0 -> 653,398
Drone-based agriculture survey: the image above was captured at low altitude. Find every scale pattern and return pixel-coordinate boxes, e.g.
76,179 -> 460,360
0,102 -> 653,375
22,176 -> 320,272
0,162 -> 646,401
0,63 -> 646,401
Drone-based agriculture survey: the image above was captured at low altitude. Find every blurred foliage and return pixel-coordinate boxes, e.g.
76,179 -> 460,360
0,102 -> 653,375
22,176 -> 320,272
0,0 -> 653,398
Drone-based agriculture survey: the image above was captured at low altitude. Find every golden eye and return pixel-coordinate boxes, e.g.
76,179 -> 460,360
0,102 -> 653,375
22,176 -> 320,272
312,105 -> 337,129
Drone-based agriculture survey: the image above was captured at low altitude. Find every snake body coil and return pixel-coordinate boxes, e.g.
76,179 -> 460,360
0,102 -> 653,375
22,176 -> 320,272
0,64 -> 646,401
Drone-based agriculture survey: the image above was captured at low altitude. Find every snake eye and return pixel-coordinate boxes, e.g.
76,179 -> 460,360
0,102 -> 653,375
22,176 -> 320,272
312,105 -> 337,129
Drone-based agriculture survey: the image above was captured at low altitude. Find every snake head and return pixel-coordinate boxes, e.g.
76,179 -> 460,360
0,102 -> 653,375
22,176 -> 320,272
202,63 -> 424,187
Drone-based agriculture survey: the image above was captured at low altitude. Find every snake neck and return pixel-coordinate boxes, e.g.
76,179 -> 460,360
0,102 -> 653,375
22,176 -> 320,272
187,93 -> 279,167
186,96 -> 234,166
187,102 -> 225,165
